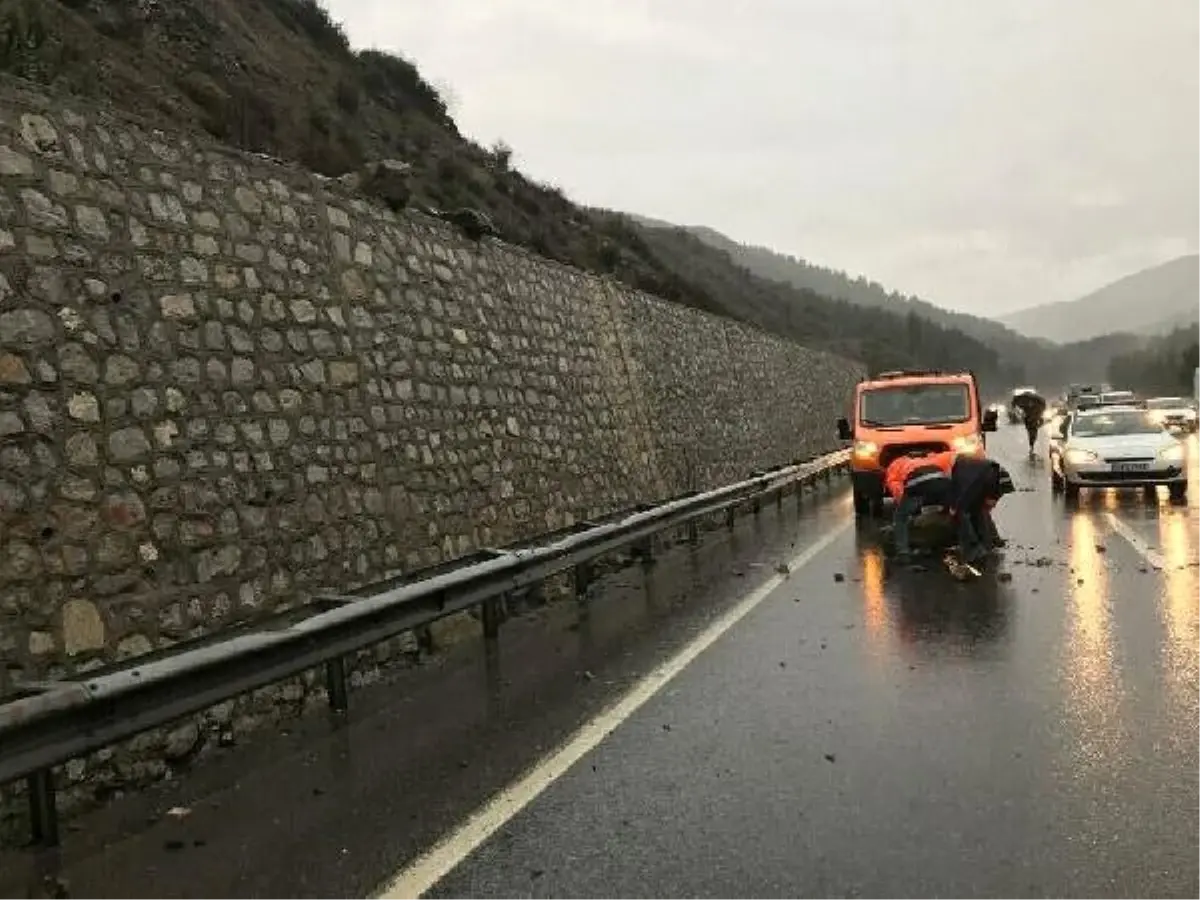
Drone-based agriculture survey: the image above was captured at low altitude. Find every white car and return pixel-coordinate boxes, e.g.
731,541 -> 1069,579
1050,405 -> 1188,502
1145,396 -> 1199,433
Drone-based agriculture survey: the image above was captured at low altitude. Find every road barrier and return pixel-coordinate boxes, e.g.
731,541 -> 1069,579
0,449 -> 850,846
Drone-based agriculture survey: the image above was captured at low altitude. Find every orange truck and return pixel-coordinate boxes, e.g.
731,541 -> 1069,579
835,369 -> 998,517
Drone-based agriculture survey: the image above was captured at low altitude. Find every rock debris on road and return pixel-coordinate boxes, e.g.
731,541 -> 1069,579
1,429 -> 1195,900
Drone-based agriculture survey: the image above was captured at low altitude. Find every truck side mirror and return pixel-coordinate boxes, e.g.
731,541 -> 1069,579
836,417 -> 852,441
982,408 -> 998,432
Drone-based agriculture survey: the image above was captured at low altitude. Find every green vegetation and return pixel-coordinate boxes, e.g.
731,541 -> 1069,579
0,0 -> 1163,393
1107,325 -> 1200,396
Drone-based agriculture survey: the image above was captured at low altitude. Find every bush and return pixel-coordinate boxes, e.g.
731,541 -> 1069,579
357,48 -> 450,126
261,0 -> 349,55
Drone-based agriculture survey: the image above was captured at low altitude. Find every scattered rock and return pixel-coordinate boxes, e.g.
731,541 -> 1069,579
775,563 -> 790,575
833,572 -> 845,583
1094,543 -> 1107,553
163,839 -> 186,851
823,753 -> 836,763
997,572 -> 1013,583
1076,578 -> 1085,586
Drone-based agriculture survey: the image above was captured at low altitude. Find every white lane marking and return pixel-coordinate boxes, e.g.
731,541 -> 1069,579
376,518 -> 852,899
1104,512 -> 1165,570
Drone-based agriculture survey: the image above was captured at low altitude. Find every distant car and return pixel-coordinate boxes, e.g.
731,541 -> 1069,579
1145,396 -> 1199,433
1050,406 -> 1188,502
1097,389 -> 1139,408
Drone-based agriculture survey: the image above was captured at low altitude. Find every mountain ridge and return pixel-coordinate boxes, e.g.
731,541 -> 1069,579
999,254 -> 1199,342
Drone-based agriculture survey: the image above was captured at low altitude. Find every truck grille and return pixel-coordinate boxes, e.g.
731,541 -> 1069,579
878,442 -> 950,468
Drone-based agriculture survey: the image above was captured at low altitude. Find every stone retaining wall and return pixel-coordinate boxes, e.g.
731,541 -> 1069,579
0,76 -> 863,830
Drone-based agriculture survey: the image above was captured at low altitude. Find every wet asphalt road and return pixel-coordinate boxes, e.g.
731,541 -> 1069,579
1,426 -> 1196,899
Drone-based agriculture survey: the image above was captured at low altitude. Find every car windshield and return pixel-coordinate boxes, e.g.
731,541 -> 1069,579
1146,397 -> 1187,409
859,383 -> 971,426
1073,410 -> 1163,437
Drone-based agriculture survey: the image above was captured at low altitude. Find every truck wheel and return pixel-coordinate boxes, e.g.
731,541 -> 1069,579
1050,469 -> 1064,493
1169,482 -> 1187,504
1064,480 -> 1081,503
853,488 -> 872,518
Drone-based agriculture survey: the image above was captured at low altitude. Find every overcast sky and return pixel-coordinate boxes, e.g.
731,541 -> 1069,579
325,0 -> 1198,317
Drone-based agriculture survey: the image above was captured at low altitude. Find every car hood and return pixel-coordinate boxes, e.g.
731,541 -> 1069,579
1151,406 -> 1196,416
1070,432 -> 1178,458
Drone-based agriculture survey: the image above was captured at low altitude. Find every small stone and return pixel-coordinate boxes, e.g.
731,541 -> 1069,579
65,432 -> 98,467
76,205 -> 110,240
0,352 -> 28,384
0,145 -> 33,175
193,233 -> 219,256
62,598 -> 105,655
233,186 -> 262,215
105,354 -> 140,385
0,411 -> 23,436
116,633 -> 153,660
23,392 -> 54,431
67,391 -> 100,422
329,360 -> 359,385
19,114 -> 59,155
49,169 -> 79,196
181,256 -> 208,283
28,631 -> 56,656
21,188 -> 68,229
159,293 -> 195,319
0,309 -> 56,347
109,426 -> 150,461
833,572 -> 845,582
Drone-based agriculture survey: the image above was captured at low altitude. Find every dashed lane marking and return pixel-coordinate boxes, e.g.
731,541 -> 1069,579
1104,512 -> 1165,570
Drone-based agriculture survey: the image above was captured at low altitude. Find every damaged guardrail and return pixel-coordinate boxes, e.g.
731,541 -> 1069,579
0,449 -> 849,846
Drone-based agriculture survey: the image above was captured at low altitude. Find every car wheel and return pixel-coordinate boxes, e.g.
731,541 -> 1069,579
1169,482 -> 1187,504
1050,469 -> 1064,493
1142,485 -> 1159,501
1064,480 -> 1081,503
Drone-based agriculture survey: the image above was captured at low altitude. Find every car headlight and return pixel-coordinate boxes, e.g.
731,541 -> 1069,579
952,434 -> 983,454
1158,443 -> 1186,462
1064,447 -> 1098,465
853,440 -> 879,459
1149,410 -> 1165,423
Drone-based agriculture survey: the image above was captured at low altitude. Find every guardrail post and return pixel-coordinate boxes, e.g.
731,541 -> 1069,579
26,768 -> 58,847
686,520 -> 699,544
636,536 -> 654,564
574,562 -> 592,602
752,496 -> 761,515
482,595 -> 503,640
725,506 -> 736,530
325,657 -> 349,714
775,488 -> 783,510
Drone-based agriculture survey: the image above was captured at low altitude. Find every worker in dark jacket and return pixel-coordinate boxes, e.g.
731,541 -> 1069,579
884,451 -> 955,558
951,456 -> 1014,563
1012,391 -> 1048,455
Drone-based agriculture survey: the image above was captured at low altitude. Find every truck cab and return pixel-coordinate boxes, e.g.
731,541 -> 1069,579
836,369 -> 997,518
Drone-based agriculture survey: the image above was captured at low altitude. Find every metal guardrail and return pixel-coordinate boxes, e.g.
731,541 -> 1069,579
0,449 -> 850,846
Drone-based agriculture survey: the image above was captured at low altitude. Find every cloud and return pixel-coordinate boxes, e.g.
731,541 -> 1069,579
323,0 -> 1199,317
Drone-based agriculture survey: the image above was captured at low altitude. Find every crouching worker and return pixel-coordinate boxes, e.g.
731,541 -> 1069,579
949,456 -> 1015,564
884,451 -> 955,559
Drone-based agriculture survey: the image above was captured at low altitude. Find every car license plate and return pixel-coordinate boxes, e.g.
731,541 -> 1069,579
1113,462 -> 1149,472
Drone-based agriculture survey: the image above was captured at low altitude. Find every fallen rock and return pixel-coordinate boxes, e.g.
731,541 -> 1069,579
833,572 -> 845,583
439,206 -> 498,240
997,572 -> 1013,583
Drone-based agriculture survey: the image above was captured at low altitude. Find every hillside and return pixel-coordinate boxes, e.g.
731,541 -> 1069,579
0,0 -> 1100,390
1000,254 -> 1199,342
1107,325 -> 1200,396
631,215 -> 1053,361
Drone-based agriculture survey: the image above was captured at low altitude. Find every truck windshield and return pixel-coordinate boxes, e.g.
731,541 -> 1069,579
859,383 -> 971,427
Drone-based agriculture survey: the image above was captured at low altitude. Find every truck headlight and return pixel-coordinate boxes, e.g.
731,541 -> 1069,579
1158,443 -> 1186,462
1064,448 -> 1098,465
952,434 -> 982,454
853,440 -> 879,459
1185,409 -> 1197,421
1149,410 -> 1166,423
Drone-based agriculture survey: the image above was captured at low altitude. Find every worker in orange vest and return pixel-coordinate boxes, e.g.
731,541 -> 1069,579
884,450 -> 955,559
886,450 -> 1012,562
